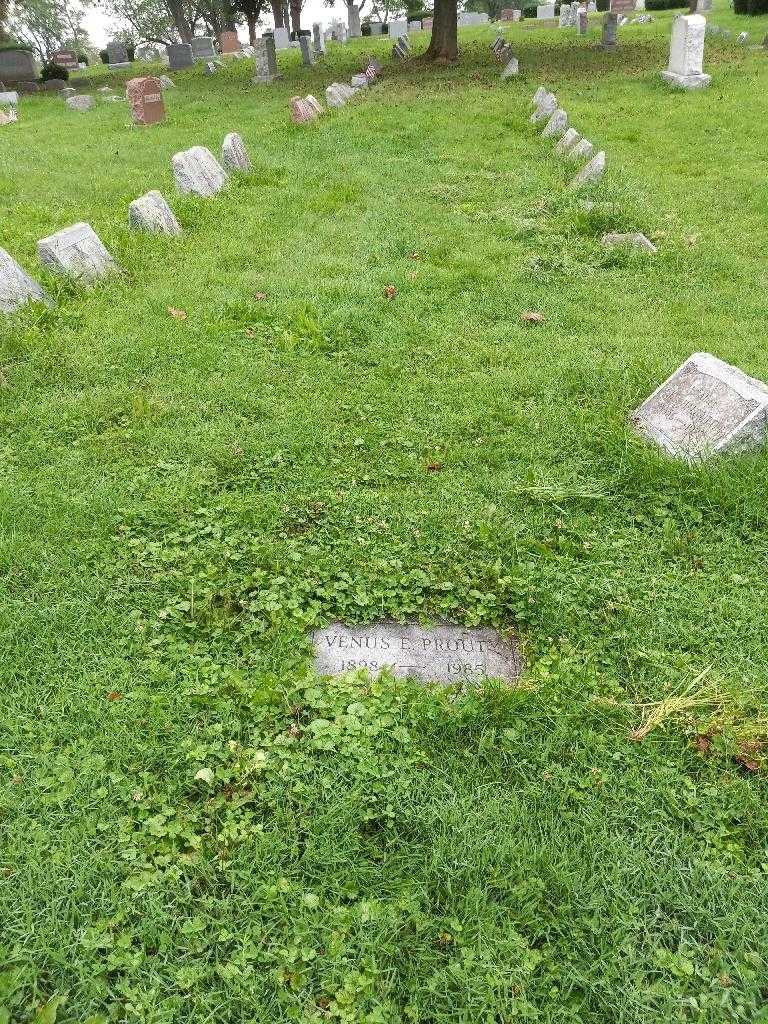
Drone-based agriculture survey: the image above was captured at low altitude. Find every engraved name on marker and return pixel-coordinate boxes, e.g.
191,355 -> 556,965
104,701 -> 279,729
312,621 -> 524,685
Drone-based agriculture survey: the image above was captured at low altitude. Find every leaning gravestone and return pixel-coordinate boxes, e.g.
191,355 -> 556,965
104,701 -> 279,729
126,76 -> 165,125
191,36 -> 217,61
252,36 -> 279,82
221,131 -> 252,171
37,223 -> 118,282
633,353 -> 768,459
312,621 -> 524,686
167,43 -> 194,69
107,42 -> 130,68
172,146 -> 228,196
661,13 -> 710,89
570,150 -> 605,187
0,247 -> 49,312
128,191 -> 181,235
299,35 -> 314,66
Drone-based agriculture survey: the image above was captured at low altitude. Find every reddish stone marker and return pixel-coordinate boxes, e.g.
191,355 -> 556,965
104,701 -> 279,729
126,76 -> 165,125
52,49 -> 79,70
219,31 -> 241,53
610,0 -> 634,12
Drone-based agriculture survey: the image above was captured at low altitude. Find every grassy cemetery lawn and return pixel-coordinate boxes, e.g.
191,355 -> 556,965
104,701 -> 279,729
3,6 -> 768,1020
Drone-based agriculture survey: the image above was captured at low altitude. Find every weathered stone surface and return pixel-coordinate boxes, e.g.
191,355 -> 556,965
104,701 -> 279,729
221,131 -> 251,172
559,4 -> 571,27
632,353 -> 768,459
662,14 -> 710,89
16,81 -> 40,94
304,94 -> 323,115
312,22 -> 327,54
541,108 -> 568,138
530,92 -> 557,123
126,76 -> 165,124
568,137 -> 594,161
61,86 -> 76,98
555,126 -> 581,154
601,231 -> 657,252
191,36 -> 216,60
0,247 -> 49,312
66,95 -> 95,111
43,78 -> 66,91
172,146 -> 228,196
312,621 -> 524,686
501,55 -> 519,77
167,43 -> 194,69
577,7 -> 588,34
273,27 -> 290,49
326,81 -> 355,106
0,90 -> 19,106
298,34 -> 313,65
532,85 -> 549,105
500,6 -> 516,17
537,3 -> 555,16
570,150 -> 605,187
252,36 -> 279,82
37,223 -> 118,283
737,31 -> 749,44
289,95 -> 316,123
601,11 -> 618,50
388,19 -> 407,39
351,73 -> 369,87
220,30 -> 241,53
107,42 -> 130,66
128,190 -> 181,234
159,74 -> 175,89
51,48 -> 79,70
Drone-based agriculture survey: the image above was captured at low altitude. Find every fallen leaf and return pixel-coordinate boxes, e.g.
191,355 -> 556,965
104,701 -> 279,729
426,462 -> 443,473
736,754 -> 759,772
167,307 -> 187,320
244,328 -> 256,338
383,284 -> 397,299
408,271 -> 418,281
410,252 -> 420,260
195,767 -> 214,784
694,734 -> 712,754
254,292 -> 267,301
106,691 -> 122,701
520,310 -> 544,324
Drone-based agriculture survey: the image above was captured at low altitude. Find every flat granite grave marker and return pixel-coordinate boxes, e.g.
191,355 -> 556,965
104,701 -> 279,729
66,95 -> 95,112
632,353 -> 768,459
126,76 -> 165,125
172,146 -> 228,196
313,621 -> 524,685
0,247 -> 49,312
167,43 -> 194,69
221,131 -> 252,171
128,191 -> 181,234
37,223 -> 118,283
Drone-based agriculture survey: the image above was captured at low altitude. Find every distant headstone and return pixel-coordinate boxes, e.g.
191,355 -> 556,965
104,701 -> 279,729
312,621 -> 524,686
289,95 -> 316,122
0,48 -> 38,83
500,7 -> 516,18
43,79 -> 67,91
661,14 -> 710,89
559,4 -> 571,26
107,42 -> 130,67
167,44 -> 194,69
736,31 -> 748,44
221,131 -> 252,171
220,31 -> 241,53
347,2 -> 362,36
253,36 -> 279,82
37,223 -> 118,282
0,90 -> 19,106
191,36 -> 216,60
530,92 -> 557,122
570,150 -> 605,187
423,16 -> 434,28
555,126 -> 581,154
128,190 -> 181,234
633,353 -> 768,459
577,7 -> 588,33
66,95 -> 95,111
537,4 -> 556,17
610,0 -> 634,13
388,19 -> 407,38
695,0 -> 712,9
601,11 -> 618,50
542,108 -> 568,137
126,76 -> 165,124
0,247 -> 49,312
568,137 -> 594,161
299,35 -> 314,65
601,231 -> 656,252
312,22 -> 327,54
159,74 -> 175,89
51,48 -> 79,70
350,73 -> 369,87
408,19 -> 422,30
273,26 -> 291,49
172,146 -> 228,196
370,22 -> 383,34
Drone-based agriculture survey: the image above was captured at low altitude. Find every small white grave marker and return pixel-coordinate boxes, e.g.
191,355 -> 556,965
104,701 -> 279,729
662,13 -> 710,89
221,132 -> 252,172
128,191 -> 181,235
172,146 -> 228,196
37,223 -> 118,282
0,247 -> 49,312
633,353 -> 768,459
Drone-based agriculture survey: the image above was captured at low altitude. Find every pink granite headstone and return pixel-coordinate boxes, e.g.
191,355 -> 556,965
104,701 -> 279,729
289,95 -> 315,123
126,76 -> 165,125
220,31 -> 241,53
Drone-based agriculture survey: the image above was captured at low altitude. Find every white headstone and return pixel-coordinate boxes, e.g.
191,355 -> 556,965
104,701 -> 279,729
221,132 -> 252,172
0,90 -> 19,106
172,146 -> 228,197
541,108 -> 568,138
388,19 -> 407,39
37,223 -> 118,282
570,150 -> 605,187
159,74 -> 175,89
128,190 -> 181,235
501,55 -> 519,77
555,126 -> 581,154
661,14 -> 710,88
601,231 -> 657,252
559,4 -> 571,26
537,4 -> 556,17
530,93 -> 557,123
568,137 -> 594,161
633,353 -> 768,459
0,247 -> 49,312
273,27 -> 290,49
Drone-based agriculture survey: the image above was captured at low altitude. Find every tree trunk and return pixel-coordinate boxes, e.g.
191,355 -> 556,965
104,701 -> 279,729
0,0 -> 9,41
166,0 -> 193,41
424,0 -> 458,61
247,11 -> 257,40
270,0 -> 284,27
289,0 -> 302,35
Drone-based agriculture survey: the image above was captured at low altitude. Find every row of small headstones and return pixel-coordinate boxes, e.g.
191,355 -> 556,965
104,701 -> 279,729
1,58 -> 386,310
529,86 -> 612,192
0,131 -> 254,313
